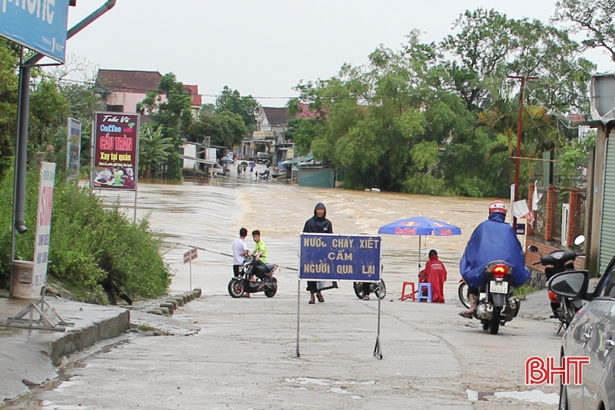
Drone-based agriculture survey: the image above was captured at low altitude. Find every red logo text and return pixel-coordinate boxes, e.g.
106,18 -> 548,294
525,356 -> 590,385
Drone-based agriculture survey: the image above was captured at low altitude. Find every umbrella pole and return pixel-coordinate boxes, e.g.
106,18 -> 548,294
418,235 -> 422,275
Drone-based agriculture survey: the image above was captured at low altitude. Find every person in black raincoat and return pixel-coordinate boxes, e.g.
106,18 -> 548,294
303,203 -> 333,304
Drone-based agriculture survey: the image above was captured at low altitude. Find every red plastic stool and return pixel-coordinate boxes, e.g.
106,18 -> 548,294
400,282 -> 416,301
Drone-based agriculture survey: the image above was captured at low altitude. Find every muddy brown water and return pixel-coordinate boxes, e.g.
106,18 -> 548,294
98,167 -> 499,294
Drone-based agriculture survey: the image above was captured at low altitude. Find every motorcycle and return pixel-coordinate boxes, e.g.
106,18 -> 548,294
527,235 -> 585,332
228,254 -> 278,298
466,260 -> 521,335
258,168 -> 271,180
352,280 -> 386,299
458,278 -> 470,309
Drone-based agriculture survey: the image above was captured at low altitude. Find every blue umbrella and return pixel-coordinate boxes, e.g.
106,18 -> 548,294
378,216 -> 462,273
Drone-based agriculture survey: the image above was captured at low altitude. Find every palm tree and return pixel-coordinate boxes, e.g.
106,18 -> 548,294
478,98 -> 555,180
140,124 -> 173,178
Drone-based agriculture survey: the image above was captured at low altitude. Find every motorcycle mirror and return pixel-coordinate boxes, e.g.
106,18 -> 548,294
573,235 -> 585,246
528,245 -> 539,253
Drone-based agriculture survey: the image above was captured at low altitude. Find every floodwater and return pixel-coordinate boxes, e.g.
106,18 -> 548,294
99,163 -> 495,295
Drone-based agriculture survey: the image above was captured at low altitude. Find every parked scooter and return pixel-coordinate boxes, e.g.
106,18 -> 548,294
527,235 -> 585,332
465,260 -> 521,335
228,254 -> 278,298
258,168 -> 271,180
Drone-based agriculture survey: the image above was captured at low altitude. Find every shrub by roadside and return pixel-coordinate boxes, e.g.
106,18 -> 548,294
0,164 -> 171,304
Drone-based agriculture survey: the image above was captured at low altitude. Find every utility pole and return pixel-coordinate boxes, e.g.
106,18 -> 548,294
507,75 -> 538,231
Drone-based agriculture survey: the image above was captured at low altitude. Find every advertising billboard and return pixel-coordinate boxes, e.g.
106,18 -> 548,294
33,162 -> 56,291
91,112 -> 139,191
66,117 -> 81,181
0,0 -> 70,62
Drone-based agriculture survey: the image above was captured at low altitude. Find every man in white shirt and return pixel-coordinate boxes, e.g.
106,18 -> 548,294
232,228 -> 250,277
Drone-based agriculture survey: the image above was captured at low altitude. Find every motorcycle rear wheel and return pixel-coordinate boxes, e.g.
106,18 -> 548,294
228,278 -> 244,298
489,307 -> 501,335
458,281 -> 471,309
264,278 -> 278,298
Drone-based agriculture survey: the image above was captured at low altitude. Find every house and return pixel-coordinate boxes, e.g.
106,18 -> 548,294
95,69 -> 163,114
243,104 -> 320,161
95,69 -> 203,119
183,84 -> 203,120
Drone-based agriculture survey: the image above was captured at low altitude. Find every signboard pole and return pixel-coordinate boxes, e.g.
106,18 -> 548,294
373,279 -> 383,359
296,278 -> 301,358
189,258 -> 193,291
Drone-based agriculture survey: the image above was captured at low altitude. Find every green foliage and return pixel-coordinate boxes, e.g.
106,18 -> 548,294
141,73 -> 192,179
215,86 -> 260,132
289,8 -> 594,197
140,124 -> 174,178
187,110 -> 248,147
0,164 -> 171,301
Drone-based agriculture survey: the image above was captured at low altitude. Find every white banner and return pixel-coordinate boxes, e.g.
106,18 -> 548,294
33,162 -> 56,295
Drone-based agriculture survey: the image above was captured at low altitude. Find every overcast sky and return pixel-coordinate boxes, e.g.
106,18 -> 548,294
61,0 -> 614,107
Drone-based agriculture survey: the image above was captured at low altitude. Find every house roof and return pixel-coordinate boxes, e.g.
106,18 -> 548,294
295,103 -> 320,119
262,107 -> 290,126
183,84 -> 202,107
96,69 -> 162,93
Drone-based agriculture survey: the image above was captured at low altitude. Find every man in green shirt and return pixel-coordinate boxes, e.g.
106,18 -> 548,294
252,230 -> 267,263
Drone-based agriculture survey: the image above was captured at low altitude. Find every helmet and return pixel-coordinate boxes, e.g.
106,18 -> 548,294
489,200 -> 507,215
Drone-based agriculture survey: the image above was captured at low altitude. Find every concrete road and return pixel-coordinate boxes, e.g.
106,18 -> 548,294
11,271 -> 563,410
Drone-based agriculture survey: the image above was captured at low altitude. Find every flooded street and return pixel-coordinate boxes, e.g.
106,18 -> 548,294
5,168 -> 563,410
117,165 -> 492,299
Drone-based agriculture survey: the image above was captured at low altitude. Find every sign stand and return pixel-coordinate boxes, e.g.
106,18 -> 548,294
296,233 -> 383,360
296,278 -> 301,358
2,288 -> 74,331
183,247 -> 198,290
373,281 -> 383,359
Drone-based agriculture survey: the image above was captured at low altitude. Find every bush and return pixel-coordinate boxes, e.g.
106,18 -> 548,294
0,162 -> 171,302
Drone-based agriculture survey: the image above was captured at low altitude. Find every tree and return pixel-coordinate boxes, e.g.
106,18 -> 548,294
215,86 -> 260,133
440,8 -> 595,113
187,111 -> 248,148
140,73 -> 193,179
139,124 -> 174,178
556,0 -> 615,62
0,38 -> 20,177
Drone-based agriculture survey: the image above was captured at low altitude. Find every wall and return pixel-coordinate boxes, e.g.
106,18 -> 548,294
525,235 -> 586,288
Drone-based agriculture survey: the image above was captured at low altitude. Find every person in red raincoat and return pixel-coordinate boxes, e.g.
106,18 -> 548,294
419,249 -> 448,303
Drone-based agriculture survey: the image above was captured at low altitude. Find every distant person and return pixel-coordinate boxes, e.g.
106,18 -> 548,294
303,203 -> 334,304
232,228 -> 250,278
249,161 -> 255,175
236,164 -> 242,176
419,249 -> 448,303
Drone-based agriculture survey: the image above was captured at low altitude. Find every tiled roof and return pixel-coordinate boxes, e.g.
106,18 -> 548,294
295,103 -> 320,119
263,107 -> 290,126
96,69 -> 162,93
184,84 -> 202,107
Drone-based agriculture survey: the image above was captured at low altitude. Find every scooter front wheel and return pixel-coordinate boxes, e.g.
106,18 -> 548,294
458,281 -> 471,309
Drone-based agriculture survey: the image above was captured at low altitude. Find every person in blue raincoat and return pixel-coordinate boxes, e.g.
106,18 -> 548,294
459,200 -> 530,318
